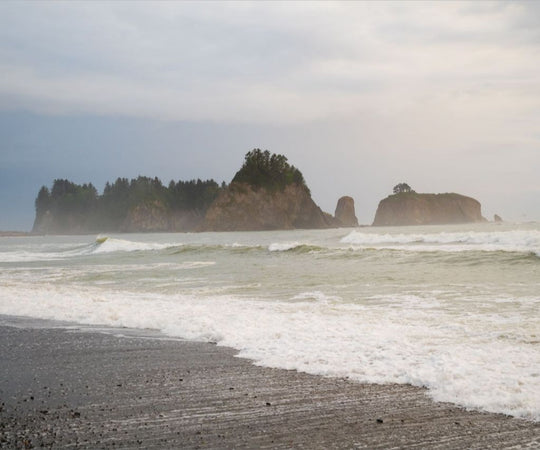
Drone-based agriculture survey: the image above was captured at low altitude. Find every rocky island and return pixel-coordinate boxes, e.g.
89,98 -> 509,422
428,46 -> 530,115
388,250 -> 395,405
373,184 -> 486,226
32,150 -> 347,234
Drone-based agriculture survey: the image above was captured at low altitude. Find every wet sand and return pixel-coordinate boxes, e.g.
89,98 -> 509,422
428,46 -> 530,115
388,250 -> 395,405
1,318 -> 539,449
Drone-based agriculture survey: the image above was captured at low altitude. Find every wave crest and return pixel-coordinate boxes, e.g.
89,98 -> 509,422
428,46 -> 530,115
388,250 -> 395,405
93,237 -> 174,254
341,230 -> 540,256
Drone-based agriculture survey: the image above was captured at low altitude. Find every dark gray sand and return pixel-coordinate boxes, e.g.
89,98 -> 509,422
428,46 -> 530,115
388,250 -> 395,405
1,319 -> 539,449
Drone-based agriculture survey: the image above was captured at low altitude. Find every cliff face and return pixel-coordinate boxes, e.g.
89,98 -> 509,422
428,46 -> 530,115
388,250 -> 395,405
372,193 -> 485,226
334,196 -> 358,227
120,201 -> 203,233
200,182 -> 336,231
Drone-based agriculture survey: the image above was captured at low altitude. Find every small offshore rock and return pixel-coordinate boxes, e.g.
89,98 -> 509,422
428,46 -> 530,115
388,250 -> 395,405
334,196 -> 359,227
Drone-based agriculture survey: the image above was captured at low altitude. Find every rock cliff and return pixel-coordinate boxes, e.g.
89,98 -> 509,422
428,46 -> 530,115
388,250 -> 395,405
120,201 -> 204,233
200,182 -> 336,231
372,192 -> 486,226
334,196 -> 358,227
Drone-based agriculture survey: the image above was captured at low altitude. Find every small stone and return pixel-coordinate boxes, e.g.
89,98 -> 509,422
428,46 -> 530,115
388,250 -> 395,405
376,418 -> 384,424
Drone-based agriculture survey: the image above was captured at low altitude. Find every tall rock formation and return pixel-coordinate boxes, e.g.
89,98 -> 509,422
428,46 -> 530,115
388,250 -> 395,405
334,196 -> 358,227
201,182 -> 335,231
372,192 -> 485,226
200,149 -> 338,231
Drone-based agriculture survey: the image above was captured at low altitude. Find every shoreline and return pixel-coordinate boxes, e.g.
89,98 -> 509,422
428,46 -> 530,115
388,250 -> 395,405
0,231 -> 33,237
1,317 -> 538,449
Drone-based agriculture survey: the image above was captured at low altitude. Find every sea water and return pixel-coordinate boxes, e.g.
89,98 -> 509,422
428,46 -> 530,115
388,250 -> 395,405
1,222 -> 539,420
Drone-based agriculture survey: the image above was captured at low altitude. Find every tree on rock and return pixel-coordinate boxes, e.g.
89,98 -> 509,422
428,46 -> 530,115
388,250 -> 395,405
393,183 -> 414,194
232,149 -> 308,192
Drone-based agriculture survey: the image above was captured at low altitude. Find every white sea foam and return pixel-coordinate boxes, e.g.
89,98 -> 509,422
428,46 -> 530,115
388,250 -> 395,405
0,237 -> 176,262
341,229 -> 540,255
0,245 -> 93,262
92,237 -> 174,254
291,291 -> 341,304
268,242 -> 302,252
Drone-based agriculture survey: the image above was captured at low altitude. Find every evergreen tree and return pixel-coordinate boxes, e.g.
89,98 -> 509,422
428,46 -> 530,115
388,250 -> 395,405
393,183 -> 414,194
232,149 -> 308,192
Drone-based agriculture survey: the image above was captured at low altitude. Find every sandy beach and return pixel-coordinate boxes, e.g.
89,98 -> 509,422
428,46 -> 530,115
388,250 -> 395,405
1,317 -> 538,449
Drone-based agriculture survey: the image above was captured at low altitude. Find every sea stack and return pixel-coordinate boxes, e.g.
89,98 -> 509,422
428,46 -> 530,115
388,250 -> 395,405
373,192 -> 486,226
200,149 -> 337,231
334,196 -> 358,227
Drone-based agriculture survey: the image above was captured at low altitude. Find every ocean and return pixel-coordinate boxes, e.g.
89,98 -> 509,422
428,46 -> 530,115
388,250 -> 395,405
1,222 -> 539,421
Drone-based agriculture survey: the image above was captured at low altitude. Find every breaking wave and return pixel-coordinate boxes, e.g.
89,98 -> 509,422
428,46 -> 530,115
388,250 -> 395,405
341,229 -> 540,256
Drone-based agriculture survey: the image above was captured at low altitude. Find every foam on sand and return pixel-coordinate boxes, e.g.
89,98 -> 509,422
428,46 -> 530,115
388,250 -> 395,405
1,281 -> 538,421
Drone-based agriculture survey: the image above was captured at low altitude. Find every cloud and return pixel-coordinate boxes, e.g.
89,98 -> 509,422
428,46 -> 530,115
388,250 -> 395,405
1,1 -> 540,126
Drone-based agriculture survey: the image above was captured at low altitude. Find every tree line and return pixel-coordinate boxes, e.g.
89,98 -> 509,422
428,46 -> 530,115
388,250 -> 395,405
35,176 -> 223,231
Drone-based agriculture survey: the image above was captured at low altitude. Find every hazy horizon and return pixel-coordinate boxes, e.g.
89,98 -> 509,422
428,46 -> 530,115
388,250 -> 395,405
1,1 -> 539,230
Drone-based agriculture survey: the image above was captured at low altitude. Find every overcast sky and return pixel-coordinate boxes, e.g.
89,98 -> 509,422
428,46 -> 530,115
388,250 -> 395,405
1,1 -> 539,230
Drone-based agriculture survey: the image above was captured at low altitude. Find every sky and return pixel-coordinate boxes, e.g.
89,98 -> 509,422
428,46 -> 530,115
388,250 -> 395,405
1,1 -> 539,230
